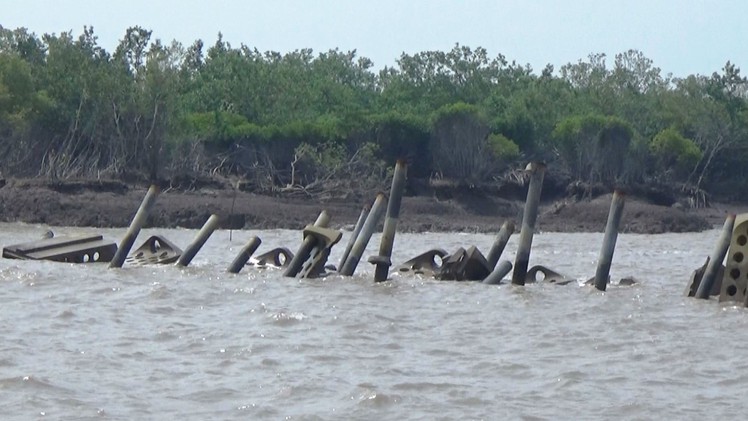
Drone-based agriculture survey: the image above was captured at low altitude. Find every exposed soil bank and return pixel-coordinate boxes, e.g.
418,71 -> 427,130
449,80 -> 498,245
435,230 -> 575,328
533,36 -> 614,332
0,178 -> 738,234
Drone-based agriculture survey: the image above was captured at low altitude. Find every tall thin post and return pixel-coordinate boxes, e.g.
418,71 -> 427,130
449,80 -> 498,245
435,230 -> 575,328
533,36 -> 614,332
511,162 -> 546,286
373,160 -> 408,282
176,214 -> 221,267
226,236 -> 262,274
339,193 -> 386,276
696,214 -> 735,299
109,185 -> 159,269
486,221 -> 515,269
283,211 -> 330,277
338,204 -> 369,270
593,190 -> 626,291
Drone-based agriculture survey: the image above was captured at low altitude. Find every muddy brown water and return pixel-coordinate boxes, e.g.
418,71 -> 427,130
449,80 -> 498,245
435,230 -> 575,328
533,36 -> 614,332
0,223 -> 744,420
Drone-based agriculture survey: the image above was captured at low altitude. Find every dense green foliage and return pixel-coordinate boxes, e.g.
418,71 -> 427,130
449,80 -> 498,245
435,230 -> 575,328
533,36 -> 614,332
1,25 -> 747,200
650,128 -> 702,178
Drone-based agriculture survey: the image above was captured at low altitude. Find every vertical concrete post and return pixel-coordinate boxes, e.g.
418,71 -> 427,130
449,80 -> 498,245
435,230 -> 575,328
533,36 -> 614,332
373,160 -> 408,282
339,193 -> 386,276
696,214 -> 736,299
486,221 -> 515,269
226,236 -> 262,274
176,214 -> 221,267
283,211 -> 331,277
511,162 -> 546,286
593,190 -> 626,291
482,260 -> 513,285
109,185 -> 159,268
338,204 -> 369,271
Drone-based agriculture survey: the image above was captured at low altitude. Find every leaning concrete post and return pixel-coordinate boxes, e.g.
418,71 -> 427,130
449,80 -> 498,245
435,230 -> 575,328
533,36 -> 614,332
372,160 -> 408,282
511,162 -> 546,286
176,214 -> 220,267
338,204 -> 369,271
593,190 -> 626,291
695,214 -> 735,299
283,211 -> 331,277
486,221 -> 515,269
226,236 -> 262,274
339,193 -> 386,276
482,260 -> 513,285
109,185 -> 159,268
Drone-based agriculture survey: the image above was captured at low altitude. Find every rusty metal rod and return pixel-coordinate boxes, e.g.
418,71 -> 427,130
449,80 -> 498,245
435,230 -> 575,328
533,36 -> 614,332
176,214 -> 221,267
696,214 -> 735,299
339,193 -> 386,276
512,162 -> 546,286
109,185 -> 159,268
226,236 -> 262,274
283,211 -> 330,277
373,160 -> 408,282
594,190 -> 626,291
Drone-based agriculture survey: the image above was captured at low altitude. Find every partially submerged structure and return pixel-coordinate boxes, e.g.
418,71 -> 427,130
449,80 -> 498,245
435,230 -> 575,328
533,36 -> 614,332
686,213 -> 748,305
3,234 -> 116,263
1,161 -> 634,290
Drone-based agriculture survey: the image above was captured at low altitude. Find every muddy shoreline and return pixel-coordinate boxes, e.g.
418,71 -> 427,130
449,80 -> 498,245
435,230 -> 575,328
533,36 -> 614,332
0,179 -> 741,234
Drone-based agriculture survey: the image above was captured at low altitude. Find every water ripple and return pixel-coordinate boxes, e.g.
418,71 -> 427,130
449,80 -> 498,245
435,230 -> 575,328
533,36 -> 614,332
0,226 -> 744,419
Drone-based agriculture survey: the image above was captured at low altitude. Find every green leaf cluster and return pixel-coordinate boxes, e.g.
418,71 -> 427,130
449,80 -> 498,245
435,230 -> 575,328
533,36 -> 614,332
650,128 -> 702,176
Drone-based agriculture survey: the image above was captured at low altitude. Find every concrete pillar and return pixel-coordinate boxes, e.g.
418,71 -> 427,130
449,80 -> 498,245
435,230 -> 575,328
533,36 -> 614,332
226,236 -> 262,274
482,260 -> 513,285
176,214 -> 220,267
339,193 -> 386,276
109,185 -> 159,268
338,204 -> 369,271
486,220 -> 515,269
283,211 -> 330,277
696,214 -> 736,299
511,162 -> 546,286
593,190 -> 626,291
373,160 -> 408,282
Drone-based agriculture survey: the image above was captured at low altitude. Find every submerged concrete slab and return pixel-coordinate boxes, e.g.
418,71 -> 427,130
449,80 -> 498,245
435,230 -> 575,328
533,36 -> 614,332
3,234 -> 117,263
125,235 -> 182,266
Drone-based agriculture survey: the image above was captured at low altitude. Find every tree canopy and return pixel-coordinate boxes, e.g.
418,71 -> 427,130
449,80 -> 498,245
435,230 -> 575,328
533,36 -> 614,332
1,25 -> 747,203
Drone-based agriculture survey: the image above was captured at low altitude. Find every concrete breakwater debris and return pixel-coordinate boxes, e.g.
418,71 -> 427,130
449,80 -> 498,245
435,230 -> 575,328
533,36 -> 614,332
3,233 -> 116,263
0,162 -> 639,289
685,212 -> 748,307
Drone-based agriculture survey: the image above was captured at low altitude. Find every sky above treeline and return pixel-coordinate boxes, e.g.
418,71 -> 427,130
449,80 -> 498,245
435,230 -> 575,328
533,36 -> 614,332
3,0 -> 745,78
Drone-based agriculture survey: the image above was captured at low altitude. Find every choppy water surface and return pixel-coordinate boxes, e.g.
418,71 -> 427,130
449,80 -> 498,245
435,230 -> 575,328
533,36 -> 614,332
0,222 -> 745,420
